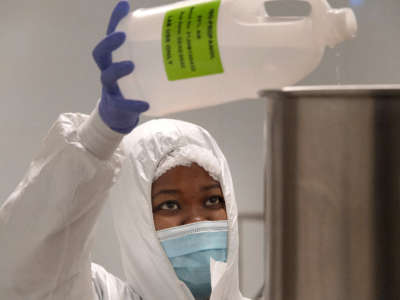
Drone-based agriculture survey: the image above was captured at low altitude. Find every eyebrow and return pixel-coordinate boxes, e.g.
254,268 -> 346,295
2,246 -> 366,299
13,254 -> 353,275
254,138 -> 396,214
200,183 -> 221,191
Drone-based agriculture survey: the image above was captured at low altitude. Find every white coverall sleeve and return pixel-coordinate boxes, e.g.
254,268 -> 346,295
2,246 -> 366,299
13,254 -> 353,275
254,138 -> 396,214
0,109 -> 124,300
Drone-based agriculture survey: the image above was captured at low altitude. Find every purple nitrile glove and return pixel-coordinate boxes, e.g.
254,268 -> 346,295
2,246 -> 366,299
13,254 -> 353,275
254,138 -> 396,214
92,0 -> 149,134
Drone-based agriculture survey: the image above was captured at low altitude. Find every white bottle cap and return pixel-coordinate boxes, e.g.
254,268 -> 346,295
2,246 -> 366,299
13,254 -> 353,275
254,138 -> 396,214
326,8 -> 358,47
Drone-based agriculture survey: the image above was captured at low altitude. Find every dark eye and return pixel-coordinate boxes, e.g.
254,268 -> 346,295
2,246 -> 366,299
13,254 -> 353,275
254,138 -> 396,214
158,201 -> 180,211
205,196 -> 225,208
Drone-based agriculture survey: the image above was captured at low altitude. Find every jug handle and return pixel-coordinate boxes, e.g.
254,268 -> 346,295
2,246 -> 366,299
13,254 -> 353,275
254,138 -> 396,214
225,0 -> 269,23
226,0 -> 313,24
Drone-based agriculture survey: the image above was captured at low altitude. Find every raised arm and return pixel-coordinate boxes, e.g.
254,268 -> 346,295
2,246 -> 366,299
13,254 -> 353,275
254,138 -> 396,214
0,1 -> 147,299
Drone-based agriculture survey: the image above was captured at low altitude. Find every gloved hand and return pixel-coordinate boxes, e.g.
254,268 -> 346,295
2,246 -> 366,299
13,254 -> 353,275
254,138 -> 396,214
92,0 -> 149,134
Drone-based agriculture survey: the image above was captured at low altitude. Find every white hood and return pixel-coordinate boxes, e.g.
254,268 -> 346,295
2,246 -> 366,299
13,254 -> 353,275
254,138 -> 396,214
109,119 -> 242,300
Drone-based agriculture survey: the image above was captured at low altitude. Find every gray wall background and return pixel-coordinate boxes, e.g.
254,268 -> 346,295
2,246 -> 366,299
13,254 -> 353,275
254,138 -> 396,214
1,0 -> 399,298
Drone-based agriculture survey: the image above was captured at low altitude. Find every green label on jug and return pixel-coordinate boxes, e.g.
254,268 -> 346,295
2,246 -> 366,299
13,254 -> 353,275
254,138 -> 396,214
162,0 -> 224,81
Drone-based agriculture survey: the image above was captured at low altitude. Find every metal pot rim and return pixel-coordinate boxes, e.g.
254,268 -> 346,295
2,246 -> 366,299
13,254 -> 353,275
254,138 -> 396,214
259,84 -> 400,98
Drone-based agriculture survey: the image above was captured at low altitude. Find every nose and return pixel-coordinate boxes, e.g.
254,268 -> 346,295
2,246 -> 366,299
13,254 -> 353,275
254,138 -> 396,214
182,206 -> 209,225
184,215 -> 208,225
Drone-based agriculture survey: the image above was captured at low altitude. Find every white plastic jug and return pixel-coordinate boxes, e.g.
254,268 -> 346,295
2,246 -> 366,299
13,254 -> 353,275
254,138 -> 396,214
114,0 -> 357,116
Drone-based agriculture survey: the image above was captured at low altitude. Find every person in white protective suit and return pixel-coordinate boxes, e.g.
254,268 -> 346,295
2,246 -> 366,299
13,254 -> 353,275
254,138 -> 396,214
0,2 -> 251,300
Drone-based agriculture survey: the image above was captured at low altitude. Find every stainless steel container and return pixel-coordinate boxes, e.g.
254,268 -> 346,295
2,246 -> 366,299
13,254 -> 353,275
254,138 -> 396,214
261,85 -> 400,300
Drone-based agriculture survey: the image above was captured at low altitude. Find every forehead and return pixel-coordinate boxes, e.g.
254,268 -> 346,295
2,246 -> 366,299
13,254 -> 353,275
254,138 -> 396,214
152,163 -> 219,190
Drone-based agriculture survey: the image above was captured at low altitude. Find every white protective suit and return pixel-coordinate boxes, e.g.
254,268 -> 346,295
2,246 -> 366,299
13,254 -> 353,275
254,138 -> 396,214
0,108 -> 248,300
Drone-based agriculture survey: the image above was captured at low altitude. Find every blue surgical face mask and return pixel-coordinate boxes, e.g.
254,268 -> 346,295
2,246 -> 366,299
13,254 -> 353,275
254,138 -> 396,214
157,220 -> 228,300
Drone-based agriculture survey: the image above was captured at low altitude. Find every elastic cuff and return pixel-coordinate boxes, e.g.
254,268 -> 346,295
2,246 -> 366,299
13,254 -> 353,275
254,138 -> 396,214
78,105 -> 124,160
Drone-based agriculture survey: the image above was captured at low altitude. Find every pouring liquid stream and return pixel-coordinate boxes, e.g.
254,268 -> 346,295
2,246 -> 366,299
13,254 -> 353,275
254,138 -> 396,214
335,48 -> 342,85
